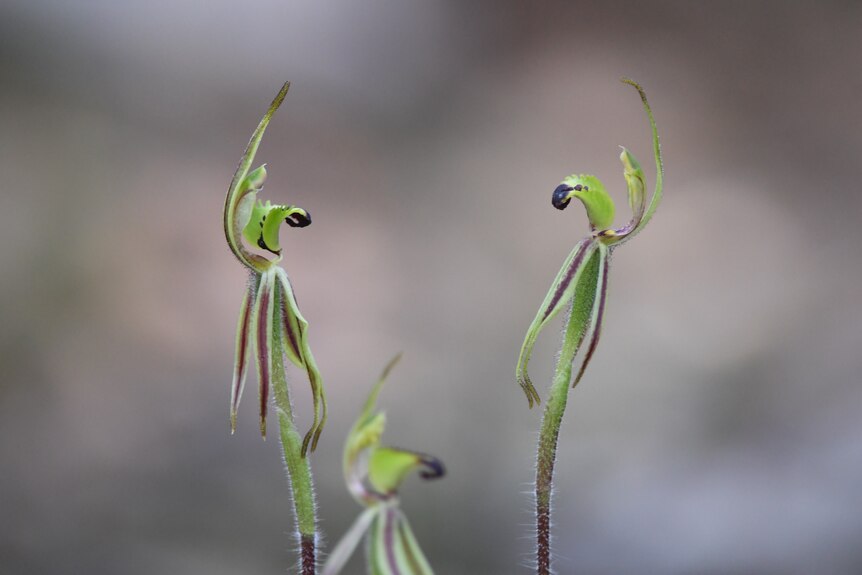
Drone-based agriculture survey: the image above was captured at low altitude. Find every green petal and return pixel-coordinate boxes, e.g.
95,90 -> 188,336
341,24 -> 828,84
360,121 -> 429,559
251,269 -> 277,438
274,267 -> 326,456
241,199 -> 270,249
229,273 -> 259,433
620,147 -> 646,223
369,506 -> 434,575
571,242 -> 609,387
516,239 -> 598,407
395,509 -> 434,575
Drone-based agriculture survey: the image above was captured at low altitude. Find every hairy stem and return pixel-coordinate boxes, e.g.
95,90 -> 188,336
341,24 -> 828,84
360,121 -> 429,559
534,251 -> 600,575
272,307 -> 318,575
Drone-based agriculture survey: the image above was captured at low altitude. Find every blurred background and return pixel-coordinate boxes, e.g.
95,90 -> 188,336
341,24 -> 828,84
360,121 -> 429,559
2,1 -> 861,574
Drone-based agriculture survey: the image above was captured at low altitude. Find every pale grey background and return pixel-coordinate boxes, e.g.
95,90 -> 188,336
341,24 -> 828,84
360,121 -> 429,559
2,1 -> 861,574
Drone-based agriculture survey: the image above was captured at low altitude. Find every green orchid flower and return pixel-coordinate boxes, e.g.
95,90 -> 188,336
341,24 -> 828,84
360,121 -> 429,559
224,82 -> 326,456
518,79 -> 664,575
322,355 -> 445,575
517,78 -> 663,408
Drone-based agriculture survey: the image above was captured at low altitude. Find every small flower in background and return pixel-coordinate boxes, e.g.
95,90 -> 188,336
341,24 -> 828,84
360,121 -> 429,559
223,81 -> 326,455
322,354 -> 445,575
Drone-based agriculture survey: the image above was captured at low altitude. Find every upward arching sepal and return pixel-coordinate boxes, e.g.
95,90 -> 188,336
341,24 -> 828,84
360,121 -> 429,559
223,82 -> 290,272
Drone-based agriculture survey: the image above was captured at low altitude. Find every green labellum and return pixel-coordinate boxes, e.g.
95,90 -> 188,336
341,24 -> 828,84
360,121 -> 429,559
560,174 -> 616,230
242,200 -> 312,256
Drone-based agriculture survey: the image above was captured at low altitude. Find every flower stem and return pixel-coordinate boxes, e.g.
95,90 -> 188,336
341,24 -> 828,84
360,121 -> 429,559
534,251 -> 600,575
271,310 -> 318,575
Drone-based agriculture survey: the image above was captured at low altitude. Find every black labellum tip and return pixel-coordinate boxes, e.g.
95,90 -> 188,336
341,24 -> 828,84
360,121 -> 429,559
286,211 -> 312,228
552,184 -> 574,210
419,455 -> 446,480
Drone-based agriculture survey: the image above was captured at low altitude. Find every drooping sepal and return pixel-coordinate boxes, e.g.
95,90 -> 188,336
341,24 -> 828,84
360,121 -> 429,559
570,242 -> 610,387
368,506 -> 435,575
252,269 -> 278,438
230,273 -> 259,433
274,267 -> 326,456
516,239 -> 598,406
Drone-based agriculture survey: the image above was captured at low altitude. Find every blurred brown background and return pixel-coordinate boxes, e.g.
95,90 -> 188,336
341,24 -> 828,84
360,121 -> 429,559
2,1 -> 861,574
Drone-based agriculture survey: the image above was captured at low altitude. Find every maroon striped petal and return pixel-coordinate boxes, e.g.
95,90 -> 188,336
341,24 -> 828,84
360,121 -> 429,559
230,273 -> 258,433
572,244 -> 610,387
275,271 -> 304,369
383,506 -> 401,574
253,270 -> 277,438
541,239 -> 595,323
275,267 -> 326,456
516,239 -> 597,407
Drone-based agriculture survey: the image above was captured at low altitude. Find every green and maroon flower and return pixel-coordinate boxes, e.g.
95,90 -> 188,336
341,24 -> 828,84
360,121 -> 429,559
516,78 -> 664,408
224,82 -> 326,456
322,355 -> 444,575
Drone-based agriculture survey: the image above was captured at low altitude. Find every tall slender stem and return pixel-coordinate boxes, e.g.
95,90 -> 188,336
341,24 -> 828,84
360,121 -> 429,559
534,251 -> 600,575
271,306 -> 318,575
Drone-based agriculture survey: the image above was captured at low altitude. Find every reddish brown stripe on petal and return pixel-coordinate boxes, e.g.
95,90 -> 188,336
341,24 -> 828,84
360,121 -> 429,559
383,508 -> 402,575
279,291 -> 303,362
230,275 -> 258,433
230,291 -> 254,427
256,283 -> 272,438
573,253 -> 609,387
236,314 -> 251,385
542,241 -> 593,322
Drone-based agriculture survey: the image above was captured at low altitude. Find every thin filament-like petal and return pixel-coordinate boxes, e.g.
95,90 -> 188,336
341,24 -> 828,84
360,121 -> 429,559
516,239 -> 597,407
253,270 -> 277,438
